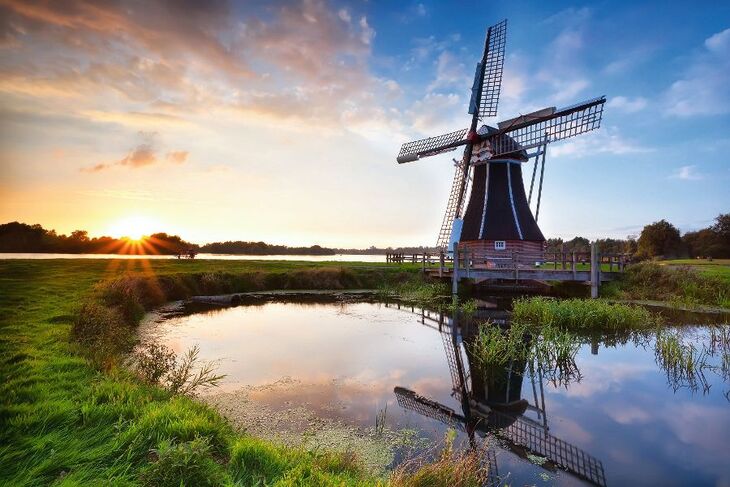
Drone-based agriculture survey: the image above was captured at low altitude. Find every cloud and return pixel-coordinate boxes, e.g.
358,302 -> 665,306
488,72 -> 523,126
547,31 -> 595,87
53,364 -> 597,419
118,144 -> 157,168
664,28 -> 730,117
427,51 -> 469,92
0,0 -> 390,132
81,133 -> 188,172
670,165 -> 703,181
166,151 -> 189,164
607,96 -> 648,113
550,126 -> 654,158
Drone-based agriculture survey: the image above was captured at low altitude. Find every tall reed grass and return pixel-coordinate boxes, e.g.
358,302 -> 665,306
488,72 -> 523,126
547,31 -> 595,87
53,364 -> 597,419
512,296 -> 658,332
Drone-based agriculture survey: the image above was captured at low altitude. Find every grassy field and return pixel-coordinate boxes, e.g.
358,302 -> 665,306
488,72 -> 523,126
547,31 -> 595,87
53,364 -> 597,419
660,259 -> 730,283
0,258 -> 446,486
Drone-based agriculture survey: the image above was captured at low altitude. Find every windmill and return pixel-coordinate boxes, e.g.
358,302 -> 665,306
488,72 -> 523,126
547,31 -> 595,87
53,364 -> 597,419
387,305 -> 607,486
396,19 -> 606,258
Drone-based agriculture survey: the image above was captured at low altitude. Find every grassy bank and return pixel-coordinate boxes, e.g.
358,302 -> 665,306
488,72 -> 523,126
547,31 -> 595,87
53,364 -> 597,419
604,262 -> 730,309
0,259 -> 449,486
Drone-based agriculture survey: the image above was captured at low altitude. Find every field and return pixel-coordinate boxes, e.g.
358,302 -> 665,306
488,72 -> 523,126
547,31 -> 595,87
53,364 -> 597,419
660,259 -> 730,283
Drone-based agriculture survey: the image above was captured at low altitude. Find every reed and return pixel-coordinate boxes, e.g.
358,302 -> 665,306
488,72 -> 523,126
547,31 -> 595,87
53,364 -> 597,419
512,296 -> 658,332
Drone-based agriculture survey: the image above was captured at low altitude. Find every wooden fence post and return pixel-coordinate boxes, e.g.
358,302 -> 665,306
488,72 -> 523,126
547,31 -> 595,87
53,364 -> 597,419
452,243 -> 459,297
439,251 -> 445,278
590,243 -> 600,298
572,252 -> 577,280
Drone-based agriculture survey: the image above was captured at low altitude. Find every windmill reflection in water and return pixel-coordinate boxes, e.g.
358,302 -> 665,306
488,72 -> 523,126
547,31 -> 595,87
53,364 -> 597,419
387,304 -> 606,487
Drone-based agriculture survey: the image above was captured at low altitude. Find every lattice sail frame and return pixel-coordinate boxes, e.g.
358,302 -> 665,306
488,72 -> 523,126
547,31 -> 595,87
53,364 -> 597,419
476,19 -> 507,119
489,96 -> 606,157
397,128 -> 468,163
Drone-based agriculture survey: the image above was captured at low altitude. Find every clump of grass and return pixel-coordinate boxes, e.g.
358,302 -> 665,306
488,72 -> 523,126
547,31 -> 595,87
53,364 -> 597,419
378,279 -> 449,304
131,343 -> 225,397
70,301 -> 132,368
390,430 -> 488,487
139,438 -> 227,487
512,296 -> 658,333
469,321 -> 582,387
615,262 -> 730,308
447,298 -> 478,315
655,329 -> 710,393
655,325 -> 730,395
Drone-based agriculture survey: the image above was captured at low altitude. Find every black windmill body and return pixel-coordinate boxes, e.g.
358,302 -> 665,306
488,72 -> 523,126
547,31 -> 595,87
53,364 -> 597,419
396,20 -> 606,260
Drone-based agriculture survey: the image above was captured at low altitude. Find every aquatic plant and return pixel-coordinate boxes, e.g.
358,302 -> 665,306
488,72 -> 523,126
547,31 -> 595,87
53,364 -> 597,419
654,329 -> 711,394
469,321 -> 582,387
390,430 -> 488,487
378,279 -> 450,305
512,296 -> 658,332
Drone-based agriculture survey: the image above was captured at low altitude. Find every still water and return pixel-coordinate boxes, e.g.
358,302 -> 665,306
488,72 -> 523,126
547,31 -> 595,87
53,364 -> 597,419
139,298 -> 730,486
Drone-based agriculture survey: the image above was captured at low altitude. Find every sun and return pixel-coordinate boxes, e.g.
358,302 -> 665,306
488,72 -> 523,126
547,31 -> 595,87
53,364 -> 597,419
107,216 -> 159,241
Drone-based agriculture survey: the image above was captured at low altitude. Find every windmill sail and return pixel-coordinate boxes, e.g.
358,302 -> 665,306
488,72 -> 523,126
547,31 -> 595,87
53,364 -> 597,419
436,161 -> 469,248
469,19 -> 507,119
394,387 -> 607,487
397,128 -> 468,163
488,96 -> 606,157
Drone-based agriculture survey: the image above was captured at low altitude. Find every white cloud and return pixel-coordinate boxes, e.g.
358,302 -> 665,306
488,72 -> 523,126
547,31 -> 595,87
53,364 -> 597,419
664,28 -> 730,117
607,96 -> 648,113
337,9 -> 351,23
359,16 -> 375,45
670,165 -> 704,181
427,51 -> 469,92
550,126 -> 654,158
416,3 -> 427,16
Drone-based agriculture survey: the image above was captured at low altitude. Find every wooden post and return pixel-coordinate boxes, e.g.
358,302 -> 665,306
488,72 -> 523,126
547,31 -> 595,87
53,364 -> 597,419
465,250 -> 471,278
421,253 -> 426,273
452,243 -> 459,297
439,251 -> 445,278
561,243 -> 566,270
572,252 -> 577,280
590,242 -> 600,298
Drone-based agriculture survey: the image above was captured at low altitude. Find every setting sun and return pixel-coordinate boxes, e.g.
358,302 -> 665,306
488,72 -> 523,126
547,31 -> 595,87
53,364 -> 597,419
107,216 -> 159,241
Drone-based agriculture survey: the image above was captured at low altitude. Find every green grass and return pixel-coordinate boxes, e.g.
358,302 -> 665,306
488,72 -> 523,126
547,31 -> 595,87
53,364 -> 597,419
659,259 -> 730,283
511,296 -> 658,333
0,258 -> 429,486
606,262 -> 730,309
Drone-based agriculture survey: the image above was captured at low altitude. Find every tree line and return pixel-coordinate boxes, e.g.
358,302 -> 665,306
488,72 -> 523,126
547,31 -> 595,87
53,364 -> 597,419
1,214 -> 728,258
546,213 -> 729,260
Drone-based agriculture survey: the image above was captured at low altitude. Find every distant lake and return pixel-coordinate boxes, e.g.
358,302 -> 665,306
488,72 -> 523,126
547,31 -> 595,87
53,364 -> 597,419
0,253 -> 387,262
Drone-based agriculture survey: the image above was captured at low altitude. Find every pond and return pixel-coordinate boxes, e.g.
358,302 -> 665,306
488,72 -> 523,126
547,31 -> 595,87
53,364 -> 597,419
138,296 -> 730,486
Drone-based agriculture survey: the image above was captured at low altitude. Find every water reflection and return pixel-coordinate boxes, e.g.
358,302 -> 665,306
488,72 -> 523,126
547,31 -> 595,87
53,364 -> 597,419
388,306 -> 606,486
142,298 -> 730,486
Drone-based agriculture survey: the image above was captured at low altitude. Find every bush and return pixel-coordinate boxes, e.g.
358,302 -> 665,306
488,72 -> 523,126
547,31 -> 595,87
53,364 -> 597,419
71,301 -> 131,366
131,343 -> 225,397
139,438 -> 227,487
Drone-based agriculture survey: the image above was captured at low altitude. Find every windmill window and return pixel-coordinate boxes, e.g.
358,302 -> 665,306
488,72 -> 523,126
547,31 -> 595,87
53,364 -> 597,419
494,241 -> 506,250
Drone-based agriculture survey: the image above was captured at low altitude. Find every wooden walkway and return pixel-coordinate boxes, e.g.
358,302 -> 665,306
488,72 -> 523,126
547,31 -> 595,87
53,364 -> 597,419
388,244 -> 627,298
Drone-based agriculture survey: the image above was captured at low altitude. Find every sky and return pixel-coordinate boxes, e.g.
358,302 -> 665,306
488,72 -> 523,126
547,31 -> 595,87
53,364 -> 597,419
0,0 -> 729,247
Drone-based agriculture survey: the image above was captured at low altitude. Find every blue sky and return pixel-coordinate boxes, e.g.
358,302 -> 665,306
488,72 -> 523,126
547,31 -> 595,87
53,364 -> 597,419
0,0 -> 728,246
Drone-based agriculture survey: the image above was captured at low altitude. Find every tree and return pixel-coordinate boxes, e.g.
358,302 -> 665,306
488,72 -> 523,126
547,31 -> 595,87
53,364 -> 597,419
637,219 -> 683,259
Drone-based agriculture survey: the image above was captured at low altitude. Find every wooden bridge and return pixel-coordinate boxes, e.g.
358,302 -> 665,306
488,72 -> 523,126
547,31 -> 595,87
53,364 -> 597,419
388,243 -> 627,298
